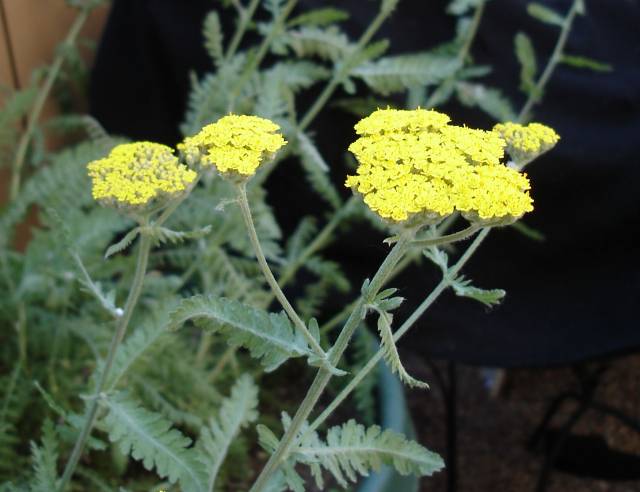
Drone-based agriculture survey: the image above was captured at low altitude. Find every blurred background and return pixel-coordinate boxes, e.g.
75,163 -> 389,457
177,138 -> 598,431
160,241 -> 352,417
1,0 -> 639,491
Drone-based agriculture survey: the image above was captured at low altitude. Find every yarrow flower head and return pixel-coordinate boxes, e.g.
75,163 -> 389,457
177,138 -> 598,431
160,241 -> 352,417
87,142 -> 196,209
178,114 -> 287,180
345,108 -> 539,226
492,122 -> 560,166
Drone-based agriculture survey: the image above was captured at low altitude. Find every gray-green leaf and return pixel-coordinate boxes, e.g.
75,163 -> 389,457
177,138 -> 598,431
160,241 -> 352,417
169,295 -> 311,371
514,32 -> 538,96
527,3 -> 564,27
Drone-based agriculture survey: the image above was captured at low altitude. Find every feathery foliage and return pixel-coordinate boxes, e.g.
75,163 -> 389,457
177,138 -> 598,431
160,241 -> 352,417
196,375 -> 259,491
169,295 -> 314,371
101,392 -> 207,492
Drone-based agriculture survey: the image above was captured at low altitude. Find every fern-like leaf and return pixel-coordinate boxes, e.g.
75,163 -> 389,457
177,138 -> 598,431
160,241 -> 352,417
290,418 -> 444,489
203,11 -> 224,67
169,295 -> 311,371
197,374 -> 259,491
101,392 -> 207,492
373,308 -> 428,389
351,52 -> 461,95
29,419 -> 59,492
295,132 -> 342,210
284,26 -> 352,62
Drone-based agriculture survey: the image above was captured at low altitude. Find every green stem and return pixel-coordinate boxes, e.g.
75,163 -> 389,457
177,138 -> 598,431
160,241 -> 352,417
276,196 -> 357,292
235,183 -> 327,361
307,227 -> 491,435
425,0 -> 486,108
409,224 -> 479,249
9,8 -> 90,200
248,231 -> 413,492
224,0 -> 262,62
517,0 -> 581,122
56,232 -> 152,492
298,5 -> 393,131
228,0 -> 298,112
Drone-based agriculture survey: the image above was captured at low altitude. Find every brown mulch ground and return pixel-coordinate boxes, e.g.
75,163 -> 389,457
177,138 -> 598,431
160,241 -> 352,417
405,353 -> 640,492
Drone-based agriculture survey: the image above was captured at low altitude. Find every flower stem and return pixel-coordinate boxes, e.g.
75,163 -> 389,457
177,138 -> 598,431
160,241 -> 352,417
234,183 -> 328,361
9,8 -> 90,200
306,227 -> 491,435
517,0 -> 582,122
248,231 -> 413,492
228,0 -> 298,112
409,224 -> 480,249
425,0 -> 486,109
56,231 -> 152,492
298,4 -> 394,132
224,0 -> 262,62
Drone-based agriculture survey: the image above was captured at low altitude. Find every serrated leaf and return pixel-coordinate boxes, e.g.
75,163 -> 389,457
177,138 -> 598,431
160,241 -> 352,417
291,418 -> 444,488
351,53 -> 461,96
456,82 -> 517,121
197,375 -> 258,490
451,276 -> 505,307
423,247 -> 449,273
169,295 -> 311,371
374,309 -> 428,389
30,420 -> 59,492
514,32 -> 538,96
527,3 -> 564,27
288,7 -> 349,27
148,225 -> 212,246
203,11 -> 224,67
284,26 -> 352,62
101,392 -> 207,492
295,132 -> 342,210
560,54 -> 612,72
104,227 -> 140,259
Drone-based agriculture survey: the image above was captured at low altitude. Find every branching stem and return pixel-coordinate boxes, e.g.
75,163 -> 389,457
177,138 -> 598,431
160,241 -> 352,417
234,183 -> 328,362
248,231 -> 413,492
517,0 -> 582,121
307,228 -> 491,435
57,231 -> 152,492
224,0 -> 262,62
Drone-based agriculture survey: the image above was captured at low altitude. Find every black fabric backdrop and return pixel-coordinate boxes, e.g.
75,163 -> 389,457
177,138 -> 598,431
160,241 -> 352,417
89,0 -> 640,368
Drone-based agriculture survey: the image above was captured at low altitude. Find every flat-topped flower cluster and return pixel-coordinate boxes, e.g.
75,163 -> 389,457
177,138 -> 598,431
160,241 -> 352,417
87,142 -> 196,208
86,111 -> 558,227
345,109 -> 558,225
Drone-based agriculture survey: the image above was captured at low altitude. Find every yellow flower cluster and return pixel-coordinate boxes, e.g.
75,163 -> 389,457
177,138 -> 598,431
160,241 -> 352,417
493,122 -> 560,165
87,142 -> 196,208
178,114 -> 286,178
345,108 -> 535,224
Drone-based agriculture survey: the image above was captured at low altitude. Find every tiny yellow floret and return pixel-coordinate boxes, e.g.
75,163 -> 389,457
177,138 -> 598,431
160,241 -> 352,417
346,109 -> 535,225
178,114 -> 287,178
493,122 -> 560,165
87,142 -> 196,208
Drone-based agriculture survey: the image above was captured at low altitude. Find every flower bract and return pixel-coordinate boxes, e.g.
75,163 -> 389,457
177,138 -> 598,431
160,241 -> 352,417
87,142 -> 196,209
178,114 -> 287,179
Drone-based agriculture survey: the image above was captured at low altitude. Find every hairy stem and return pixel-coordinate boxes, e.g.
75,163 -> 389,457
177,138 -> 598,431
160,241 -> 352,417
307,227 -> 491,435
228,0 -> 298,112
9,8 -> 90,200
425,0 -> 486,108
224,0 -> 262,62
298,5 -> 394,131
235,183 -> 327,361
517,0 -> 582,121
249,231 -> 413,492
57,232 -> 152,492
